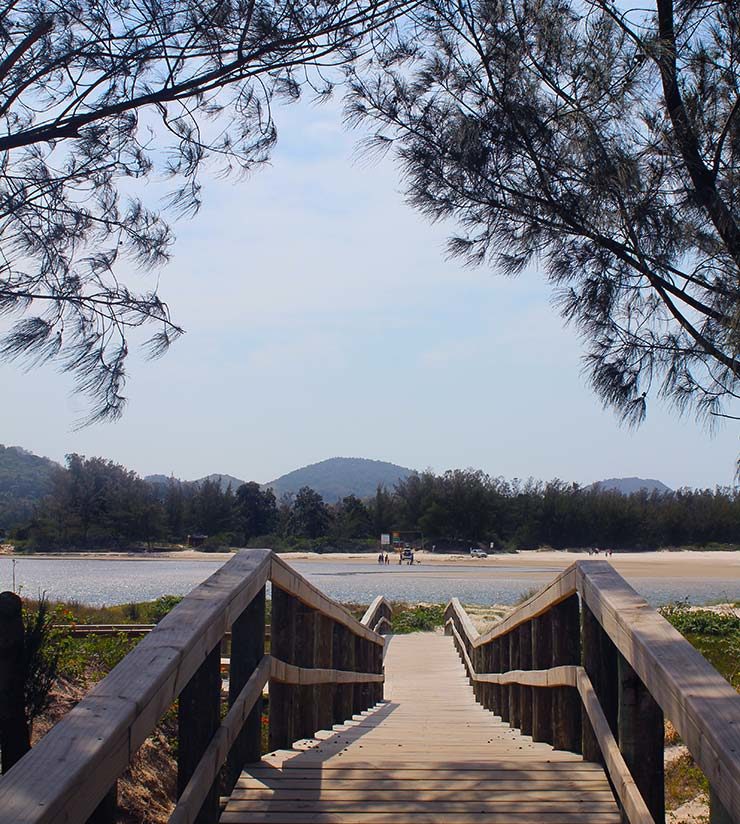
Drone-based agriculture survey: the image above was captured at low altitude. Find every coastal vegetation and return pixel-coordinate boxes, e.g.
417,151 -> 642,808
5,453 -> 738,553
8,592 -> 738,821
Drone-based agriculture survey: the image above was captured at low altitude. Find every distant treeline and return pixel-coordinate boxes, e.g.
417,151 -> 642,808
8,456 -> 740,552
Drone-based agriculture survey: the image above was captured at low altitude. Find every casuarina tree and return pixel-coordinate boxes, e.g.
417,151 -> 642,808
0,0 -> 410,421
348,0 -> 740,424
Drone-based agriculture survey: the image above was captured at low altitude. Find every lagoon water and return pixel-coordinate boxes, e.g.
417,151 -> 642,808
2,556 -> 740,607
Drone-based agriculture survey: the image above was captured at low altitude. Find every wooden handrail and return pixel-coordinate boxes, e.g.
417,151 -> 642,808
271,554 -> 383,645
447,617 -> 654,824
445,560 -> 740,824
0,550 -> 388,824
361,596 -> 393,635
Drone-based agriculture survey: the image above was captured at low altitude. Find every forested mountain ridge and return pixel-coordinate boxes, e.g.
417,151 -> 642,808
2,449 -> 737,551
0,445 -> 61,529
593,477 -> 672,495
265,457 -> 415,501
144,473 -> 246,493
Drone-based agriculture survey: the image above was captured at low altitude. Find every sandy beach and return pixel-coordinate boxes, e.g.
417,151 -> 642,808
11,547 -> 740,581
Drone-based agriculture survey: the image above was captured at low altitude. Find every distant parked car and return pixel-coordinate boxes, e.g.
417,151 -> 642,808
401,548 -> 414,561
470,548 -> 488,558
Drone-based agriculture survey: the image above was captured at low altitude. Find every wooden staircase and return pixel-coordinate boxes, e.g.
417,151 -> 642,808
222,633 -> 620,823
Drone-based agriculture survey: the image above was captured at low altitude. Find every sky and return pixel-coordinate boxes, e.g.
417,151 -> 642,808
1,96 -> 737,490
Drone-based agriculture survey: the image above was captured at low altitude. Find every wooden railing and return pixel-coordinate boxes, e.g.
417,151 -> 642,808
445,560 -> 740,824
0,549 -> 389,824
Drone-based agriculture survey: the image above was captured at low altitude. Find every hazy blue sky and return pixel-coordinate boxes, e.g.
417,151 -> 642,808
1,96 -> 737,490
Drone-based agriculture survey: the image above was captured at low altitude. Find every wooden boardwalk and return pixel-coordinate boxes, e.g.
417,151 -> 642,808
222,633 -> 621,823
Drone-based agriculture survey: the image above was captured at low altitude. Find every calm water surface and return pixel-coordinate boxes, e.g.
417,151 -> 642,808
2,556 -> 739,607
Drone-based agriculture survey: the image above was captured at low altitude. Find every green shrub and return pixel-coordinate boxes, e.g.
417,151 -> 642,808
391,604 -> 446,634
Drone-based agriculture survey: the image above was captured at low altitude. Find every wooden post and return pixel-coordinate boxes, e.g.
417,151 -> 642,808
508,630 -> 521,730
315,614 -> 334,733
295,602 -> 317,741
499,633 -> 510,723
225,586 -> 265,792
373,641 -> 384,705
269,586 -> 297,751
333,623 -> 354,724
531,612 -> 552,744
178,643 -> 221,824
490,638 -> 502,717
518,622 -> 533,737
481,643 -> 492,712
472,644 -> 482,704
551,595 -> 581,753
582,603 -> 618,763
352,635 -> 365,715
618,652 -> 664,824
0,591 -> 30,774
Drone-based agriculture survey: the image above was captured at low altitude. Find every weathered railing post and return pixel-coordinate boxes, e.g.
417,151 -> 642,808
499,633 -> 510,723
518,622 -> 533,736
0,592 -> 29,775
472,644 -> 483,704
490,637 -> 501,717
178,643 -> 221,824
225,586 -> 265,791
269,586 -> 297,750
359,639 -> 373,712
295,601 -> 317,741
315,614 -> 334,733
618,653 -> 664,824
581,603 -> 618,763
551,594 -> 581,753
480,642 -> 492,712
531,612 -> 552,744
335,624 -> 355,723
374,638 -> 385,705
352,635 -> 365,716
508,630 -> 521,730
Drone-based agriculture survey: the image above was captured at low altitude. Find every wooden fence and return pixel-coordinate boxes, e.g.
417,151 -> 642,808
0,549 -> 390,824
445,559 -> 740,824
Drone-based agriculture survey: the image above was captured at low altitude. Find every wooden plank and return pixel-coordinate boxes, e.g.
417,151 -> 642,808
224,799 -> 621,812
232,771 -> 613,798
222,812 -> 622,823
242,764 -> 608,777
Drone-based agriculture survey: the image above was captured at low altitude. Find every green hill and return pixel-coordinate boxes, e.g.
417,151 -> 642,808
0,445 -> 60,529
265,457 -> 415,502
